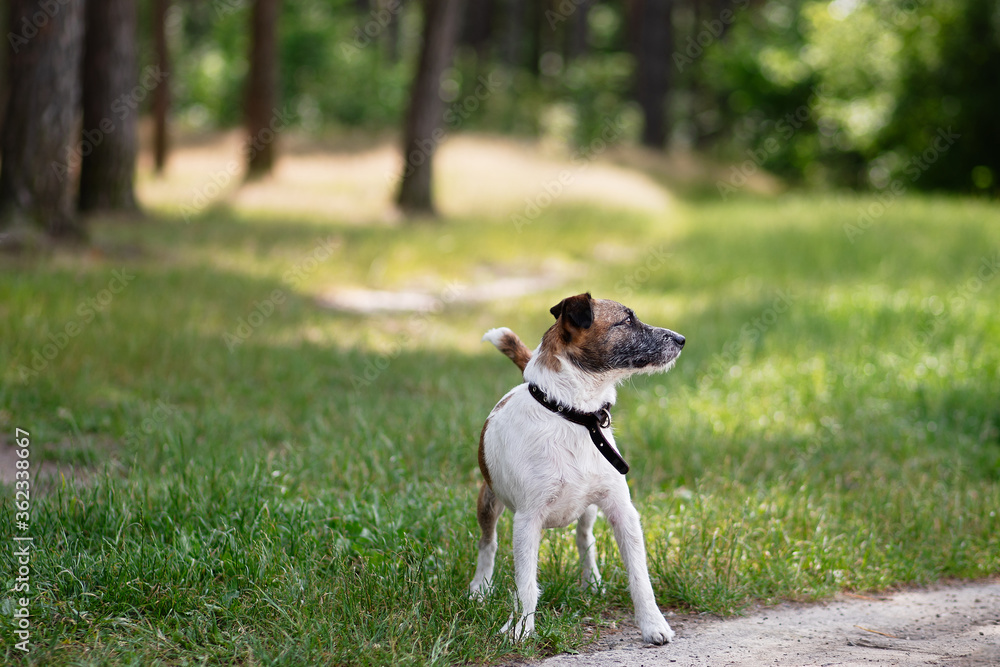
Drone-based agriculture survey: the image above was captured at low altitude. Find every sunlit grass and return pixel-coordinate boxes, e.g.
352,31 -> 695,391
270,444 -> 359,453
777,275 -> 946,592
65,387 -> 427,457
1,188 -> 998,665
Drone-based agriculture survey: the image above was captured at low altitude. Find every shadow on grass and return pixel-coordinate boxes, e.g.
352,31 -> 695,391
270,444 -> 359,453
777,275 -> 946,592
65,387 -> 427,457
1,195 -> 998,664
3,197 -> 997,483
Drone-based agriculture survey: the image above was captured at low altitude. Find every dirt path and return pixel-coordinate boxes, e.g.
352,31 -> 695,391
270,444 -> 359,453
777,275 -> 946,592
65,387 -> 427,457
537,580 -> 1000,667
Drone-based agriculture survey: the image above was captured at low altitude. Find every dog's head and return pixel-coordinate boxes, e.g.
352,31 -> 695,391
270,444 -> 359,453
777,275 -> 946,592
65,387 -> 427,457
543,292 -> 685,377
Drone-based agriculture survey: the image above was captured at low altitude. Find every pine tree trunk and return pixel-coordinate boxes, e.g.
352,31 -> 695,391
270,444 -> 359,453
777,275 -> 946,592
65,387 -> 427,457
0,0 -> 85,241
500,0 -> 524,66
395,0 -> 463,217
245,0 -> 282,180
527,0 -> 542,75
462,0 -> 494,60
0,6 -> 9,135
382,0 -> 401,62
79,0 -> 140,213
633,0 -> 673,149
152,0 -> 170,175
565,0 -> 593,61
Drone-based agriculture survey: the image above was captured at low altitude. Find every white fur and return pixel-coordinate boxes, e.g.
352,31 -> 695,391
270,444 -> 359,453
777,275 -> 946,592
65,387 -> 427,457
470,338 -> 677,646
482,327 -> 515,347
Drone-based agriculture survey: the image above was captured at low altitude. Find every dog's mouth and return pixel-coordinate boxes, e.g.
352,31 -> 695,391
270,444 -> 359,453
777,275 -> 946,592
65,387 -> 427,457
624,328 -> 684,370
631,345 -> 682,370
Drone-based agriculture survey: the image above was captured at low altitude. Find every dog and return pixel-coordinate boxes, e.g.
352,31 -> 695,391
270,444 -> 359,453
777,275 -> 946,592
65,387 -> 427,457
470,292 -> 684,644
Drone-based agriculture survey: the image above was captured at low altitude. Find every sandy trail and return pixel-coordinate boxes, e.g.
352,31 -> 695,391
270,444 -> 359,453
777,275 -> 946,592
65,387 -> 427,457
136,132 -> 677,224
533,581 -> 1000,667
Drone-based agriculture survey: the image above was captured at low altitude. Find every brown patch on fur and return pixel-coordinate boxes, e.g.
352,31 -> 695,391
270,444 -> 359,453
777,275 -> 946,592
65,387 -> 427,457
495,330 -> 532,372
534,332 -> 563,371
539,294 -> 604,367
476,481 -> 503,542
541,295 -> 639,372
478,417 -> 492,489
568,298 -> 619,363
479,394 -> 514,488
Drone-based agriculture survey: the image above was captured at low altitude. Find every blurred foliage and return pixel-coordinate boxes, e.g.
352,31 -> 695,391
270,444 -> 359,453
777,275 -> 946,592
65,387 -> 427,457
695,0 -> 1000,192
146,0 -> 999,193
141,0 -> 416,130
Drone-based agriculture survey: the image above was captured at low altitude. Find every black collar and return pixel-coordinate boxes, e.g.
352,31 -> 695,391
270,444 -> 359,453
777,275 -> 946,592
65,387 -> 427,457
527,383 -> 630,475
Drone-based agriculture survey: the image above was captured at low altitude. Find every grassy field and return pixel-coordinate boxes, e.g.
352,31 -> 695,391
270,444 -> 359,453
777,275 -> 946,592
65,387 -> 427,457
2,158 -> 999,665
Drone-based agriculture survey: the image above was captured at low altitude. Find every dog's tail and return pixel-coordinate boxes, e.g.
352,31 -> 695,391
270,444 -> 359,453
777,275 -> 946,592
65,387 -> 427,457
483,327 -> 533,373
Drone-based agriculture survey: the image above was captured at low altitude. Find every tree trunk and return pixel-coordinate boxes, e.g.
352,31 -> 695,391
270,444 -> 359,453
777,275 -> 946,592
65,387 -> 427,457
0,6 -> 9,135
0,0 -> 85,241
395,0 -> 463,217
527,0 -> 542,75
152,0 -> 170,175
633,0 -> 673,149
499,0 -> 524,67
382,0 -> 401,62
565,0 -> 593,61
245,0 -> 282,180
79,0 -> 140,213
462,0 -> 494,60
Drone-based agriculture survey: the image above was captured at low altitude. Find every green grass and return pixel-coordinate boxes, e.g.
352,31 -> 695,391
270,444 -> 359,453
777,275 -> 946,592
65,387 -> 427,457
1,191 -> 999,665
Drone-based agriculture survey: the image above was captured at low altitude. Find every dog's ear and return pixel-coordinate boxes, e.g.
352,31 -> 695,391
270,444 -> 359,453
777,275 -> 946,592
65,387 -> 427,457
550,293 -> 593,329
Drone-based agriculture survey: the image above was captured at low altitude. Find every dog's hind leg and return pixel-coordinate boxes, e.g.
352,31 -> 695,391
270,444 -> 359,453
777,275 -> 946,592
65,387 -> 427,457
576,504 -> 603,594
470,482 -> 504,598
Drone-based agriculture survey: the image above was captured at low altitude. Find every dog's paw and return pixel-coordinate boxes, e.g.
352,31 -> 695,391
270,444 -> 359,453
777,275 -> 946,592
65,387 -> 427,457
500,613 -> 535,642
581,574 -> 605,596
640,619 -> 675,646
468,579 -> 492,600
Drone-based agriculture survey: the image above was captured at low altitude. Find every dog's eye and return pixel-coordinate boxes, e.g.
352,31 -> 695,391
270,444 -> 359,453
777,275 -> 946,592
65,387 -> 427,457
616,316 -> 633,327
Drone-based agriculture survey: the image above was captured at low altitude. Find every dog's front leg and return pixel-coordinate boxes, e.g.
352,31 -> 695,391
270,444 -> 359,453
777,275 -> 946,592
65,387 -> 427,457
501,511 -> 543,641
603,496 -> 674,645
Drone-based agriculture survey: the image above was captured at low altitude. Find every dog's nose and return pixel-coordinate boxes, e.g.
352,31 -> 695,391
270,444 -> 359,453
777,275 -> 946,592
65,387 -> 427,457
669,331 -> 685,348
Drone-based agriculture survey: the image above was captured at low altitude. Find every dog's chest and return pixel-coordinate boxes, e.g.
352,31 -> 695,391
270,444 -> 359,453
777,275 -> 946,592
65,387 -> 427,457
485,394 -> 619,527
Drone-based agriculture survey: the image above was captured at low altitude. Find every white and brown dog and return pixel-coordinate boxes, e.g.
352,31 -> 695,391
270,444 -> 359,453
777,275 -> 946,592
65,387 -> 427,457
470,292 -> 684,644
